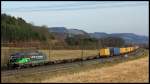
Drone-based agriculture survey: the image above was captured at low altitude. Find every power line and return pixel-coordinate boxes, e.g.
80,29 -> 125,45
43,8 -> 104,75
2,3 -> 148,12
2,2 -> 107,11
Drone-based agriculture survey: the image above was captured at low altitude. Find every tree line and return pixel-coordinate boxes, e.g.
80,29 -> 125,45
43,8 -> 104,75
1,14 -> 54,43
65,34 -> 125,49
1,13 -> 126,49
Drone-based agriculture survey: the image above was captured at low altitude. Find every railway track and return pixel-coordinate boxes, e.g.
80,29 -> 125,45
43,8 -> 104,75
1,48 -> 145,77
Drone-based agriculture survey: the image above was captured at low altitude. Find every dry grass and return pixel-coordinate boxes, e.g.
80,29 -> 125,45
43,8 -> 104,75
39,50 -> 98,60
42,56 -> 149,83
1,47 -> 98,67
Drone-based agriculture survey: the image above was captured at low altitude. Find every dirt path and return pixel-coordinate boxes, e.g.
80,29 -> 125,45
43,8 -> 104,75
42,56 -> 149,83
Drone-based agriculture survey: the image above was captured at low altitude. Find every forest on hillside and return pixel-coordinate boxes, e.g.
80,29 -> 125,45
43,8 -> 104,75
1,14 -> 54,42
1,14 -> 126,49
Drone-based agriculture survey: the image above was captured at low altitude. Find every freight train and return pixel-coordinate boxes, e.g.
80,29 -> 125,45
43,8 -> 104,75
7,46 -> 139,69
99,46 -> 139,57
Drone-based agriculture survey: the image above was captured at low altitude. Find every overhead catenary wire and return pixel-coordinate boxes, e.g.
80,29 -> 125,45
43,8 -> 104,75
2,2 -> 148,12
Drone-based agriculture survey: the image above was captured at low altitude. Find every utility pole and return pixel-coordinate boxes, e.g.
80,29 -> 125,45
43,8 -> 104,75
81,37 -> 84,66
48,39 -> 51,61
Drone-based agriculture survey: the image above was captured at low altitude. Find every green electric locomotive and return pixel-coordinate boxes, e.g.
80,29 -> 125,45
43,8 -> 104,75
7,51 -> 48,68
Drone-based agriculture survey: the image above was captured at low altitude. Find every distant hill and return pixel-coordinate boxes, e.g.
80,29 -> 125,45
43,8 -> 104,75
48,27 -> 89,39
89,32 -> 149,44
68,29 -> 87,35
110,33 -> 149,44
48,27 -> 68,33
89,32 -> 108,38
48,27 -> 148,44
48,27 -> 87,35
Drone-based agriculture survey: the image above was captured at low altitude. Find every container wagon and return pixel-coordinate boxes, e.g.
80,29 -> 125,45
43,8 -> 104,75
130,47 -> 134,52
113,47 -> 120,56
108,47 -> 120,56
120,47 -> 128,54
99,48 -> 110,57
126,47 -> 131,53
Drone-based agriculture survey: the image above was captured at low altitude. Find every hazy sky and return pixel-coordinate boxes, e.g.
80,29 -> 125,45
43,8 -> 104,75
1,1 -> 149,36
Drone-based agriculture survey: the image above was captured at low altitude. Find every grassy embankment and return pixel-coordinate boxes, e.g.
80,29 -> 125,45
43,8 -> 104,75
1,49 -> 149,83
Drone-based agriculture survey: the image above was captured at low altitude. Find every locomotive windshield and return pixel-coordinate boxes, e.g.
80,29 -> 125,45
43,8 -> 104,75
9,56 -> 22,62
10,57 -> 17,62
9,52 -> 27,63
